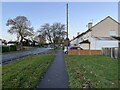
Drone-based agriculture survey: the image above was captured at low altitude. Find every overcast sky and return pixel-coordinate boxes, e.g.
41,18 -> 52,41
2,2 -> 118,41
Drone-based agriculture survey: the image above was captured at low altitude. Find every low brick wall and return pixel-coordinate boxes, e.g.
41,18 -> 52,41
68,50 -> 102,55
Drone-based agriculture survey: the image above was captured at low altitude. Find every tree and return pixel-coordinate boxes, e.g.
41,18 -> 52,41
64,38 -> 70,46
51,23 -> 66,46
37,35 -> 46,46
38,23 -> 53,44
6,16 -> 34,48
37,22 -> 67,47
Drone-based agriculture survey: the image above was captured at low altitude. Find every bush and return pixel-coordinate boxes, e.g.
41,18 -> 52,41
2,45 -> 17,53
2,46 -> 10,52
10,45 -> 17,51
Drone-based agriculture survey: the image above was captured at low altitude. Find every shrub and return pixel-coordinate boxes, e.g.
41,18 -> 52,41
2,45 -> 17,53
2,46 -> 10,52
10,45 -> 17,51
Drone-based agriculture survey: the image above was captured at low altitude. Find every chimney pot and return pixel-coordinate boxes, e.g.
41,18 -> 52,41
88,22 -> 93,29
77,32 -> 80,36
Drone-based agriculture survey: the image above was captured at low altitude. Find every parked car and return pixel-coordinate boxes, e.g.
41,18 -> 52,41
64,46 -> 83,54
64,46 -> 68,54
69,46 -> 83,50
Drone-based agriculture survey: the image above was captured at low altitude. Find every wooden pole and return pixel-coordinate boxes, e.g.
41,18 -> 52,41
66,0 -> 69,52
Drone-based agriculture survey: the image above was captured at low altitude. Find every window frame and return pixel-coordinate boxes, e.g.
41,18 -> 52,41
109,29 -> 116,36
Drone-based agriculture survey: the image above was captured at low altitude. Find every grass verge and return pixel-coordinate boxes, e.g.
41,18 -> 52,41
65,55 -> 118,88
2,54 -> 54,88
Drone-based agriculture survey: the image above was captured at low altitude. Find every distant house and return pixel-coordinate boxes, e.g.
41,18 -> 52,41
0,39 -> 7,46
22,38 -> 39,46
70,16 -> 120,50
37,35 -> 46,46
7,41 -> 19,46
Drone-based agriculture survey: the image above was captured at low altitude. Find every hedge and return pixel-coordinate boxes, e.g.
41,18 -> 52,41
10,45 -> 17,51
2,45 -> 17,53
2,46 -> 10,52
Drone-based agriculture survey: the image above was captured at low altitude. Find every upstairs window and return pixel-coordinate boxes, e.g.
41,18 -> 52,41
109,29 -> 116,36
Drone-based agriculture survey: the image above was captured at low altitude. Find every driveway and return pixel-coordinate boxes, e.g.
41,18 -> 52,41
2,48 -> 51,64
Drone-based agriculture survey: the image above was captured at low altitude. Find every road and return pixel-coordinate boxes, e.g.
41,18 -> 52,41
2,48 -> 51,64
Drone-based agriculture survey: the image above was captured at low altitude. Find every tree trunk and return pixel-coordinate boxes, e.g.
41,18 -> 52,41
19,36 -> 24,50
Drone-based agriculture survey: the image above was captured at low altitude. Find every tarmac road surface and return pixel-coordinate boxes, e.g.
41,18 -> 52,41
2,48 -> 51,64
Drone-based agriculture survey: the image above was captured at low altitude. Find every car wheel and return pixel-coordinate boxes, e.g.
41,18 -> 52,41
65,51 -> 68,54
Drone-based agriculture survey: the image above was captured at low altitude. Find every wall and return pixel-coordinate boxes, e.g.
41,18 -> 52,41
70,39 -> 76,46
90,37 -> 119,50
70,38 -> 80,47
80,43 -> 89,50
118,25 -> 120,36
83,31 -> 91,41
91,17 -> 119,37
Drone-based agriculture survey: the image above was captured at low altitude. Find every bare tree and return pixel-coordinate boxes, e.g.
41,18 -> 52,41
38,23 -> 53,44
6,16 -> 34,48
37,22 -> 67,47
51,23 -> 66,46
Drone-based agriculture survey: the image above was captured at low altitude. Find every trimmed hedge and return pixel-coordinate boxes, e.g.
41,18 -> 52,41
10,45 -> 17,51
2,46 -> 10,52
2,45 -> 17,53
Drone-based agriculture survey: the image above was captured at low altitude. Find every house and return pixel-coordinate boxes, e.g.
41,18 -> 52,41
70,16 -> 120,50
0,39 -> 7,46
37,35 -> 46,46
7,41 -> 18,46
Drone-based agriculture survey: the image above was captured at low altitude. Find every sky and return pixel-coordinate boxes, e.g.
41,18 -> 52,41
1,2 -> 118,41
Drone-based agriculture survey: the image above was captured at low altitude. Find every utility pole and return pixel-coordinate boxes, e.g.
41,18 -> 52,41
66,0 -> 69,52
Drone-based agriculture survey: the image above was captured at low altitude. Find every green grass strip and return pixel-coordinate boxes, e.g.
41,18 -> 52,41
65,55 -> 118,88
2,54 -> 54,88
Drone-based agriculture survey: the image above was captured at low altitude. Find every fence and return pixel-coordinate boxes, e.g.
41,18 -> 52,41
68,50 -> 102,55
102,47 -> 120,59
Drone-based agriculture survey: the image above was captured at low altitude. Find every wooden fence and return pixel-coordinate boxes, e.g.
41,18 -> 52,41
68,50 -> 102,55
102,47 -> 120,59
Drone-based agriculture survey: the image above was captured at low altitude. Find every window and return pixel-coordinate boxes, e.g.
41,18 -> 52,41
109,29 -> 116,36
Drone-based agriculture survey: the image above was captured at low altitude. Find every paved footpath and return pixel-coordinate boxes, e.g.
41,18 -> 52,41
37,50 -> 69,88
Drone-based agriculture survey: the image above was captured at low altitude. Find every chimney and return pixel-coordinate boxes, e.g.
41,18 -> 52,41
77,32 -> 80,36
88,22 -> 93,29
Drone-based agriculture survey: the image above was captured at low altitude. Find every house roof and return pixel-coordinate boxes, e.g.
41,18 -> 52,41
94,37 -> 118,40
84,16 -> 120,34
70,16 -> 120,42
79,40 -> 90,44
8,41 -> 19,44
112,36 -> 120,41
70,32 -> 85,42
